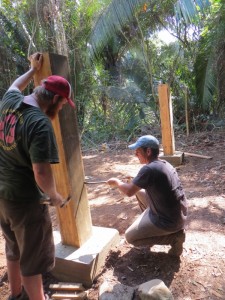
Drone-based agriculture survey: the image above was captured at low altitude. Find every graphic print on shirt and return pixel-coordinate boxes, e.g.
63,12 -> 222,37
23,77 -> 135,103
0,109 -> 23,151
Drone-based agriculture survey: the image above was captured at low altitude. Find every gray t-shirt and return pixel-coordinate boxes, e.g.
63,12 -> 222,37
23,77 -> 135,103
133,159 -> 187,231
0,89 -> 59,202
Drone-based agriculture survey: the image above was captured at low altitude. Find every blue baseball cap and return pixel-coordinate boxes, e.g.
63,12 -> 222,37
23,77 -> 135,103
128,135 -> 159,150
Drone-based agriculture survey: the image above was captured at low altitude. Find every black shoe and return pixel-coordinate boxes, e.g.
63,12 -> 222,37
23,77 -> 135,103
168,229 -> 186,257
8,287 -> 29,300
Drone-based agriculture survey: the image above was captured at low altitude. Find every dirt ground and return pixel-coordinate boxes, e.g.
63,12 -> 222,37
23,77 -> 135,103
0,129 -> 225,299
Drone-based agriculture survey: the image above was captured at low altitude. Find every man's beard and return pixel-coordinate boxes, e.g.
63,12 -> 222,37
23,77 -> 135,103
45,102 -> 59,120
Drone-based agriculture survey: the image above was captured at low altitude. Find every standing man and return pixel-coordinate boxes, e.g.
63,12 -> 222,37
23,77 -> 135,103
0,53 -> 75,300
107,135 -> 187,257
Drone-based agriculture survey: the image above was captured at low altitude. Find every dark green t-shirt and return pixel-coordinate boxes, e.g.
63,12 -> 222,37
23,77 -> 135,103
0,89 -> 59,202
133,159 -> 187,231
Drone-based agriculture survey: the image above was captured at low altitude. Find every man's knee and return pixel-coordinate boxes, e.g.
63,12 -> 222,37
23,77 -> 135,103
125,229 -> 154,247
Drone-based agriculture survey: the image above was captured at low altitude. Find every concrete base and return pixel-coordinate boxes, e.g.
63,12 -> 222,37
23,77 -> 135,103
159,151 -> 184,167
51,226 -> 120,287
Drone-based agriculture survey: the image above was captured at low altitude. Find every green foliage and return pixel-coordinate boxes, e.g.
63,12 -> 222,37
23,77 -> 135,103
174,0 -> 210,24
88,0 -> 211,59
1,0 -> 224,149
85,0 -> 213,141
82,89 -> 157,144
0,1 -> 30,96
194,0 -> 225,115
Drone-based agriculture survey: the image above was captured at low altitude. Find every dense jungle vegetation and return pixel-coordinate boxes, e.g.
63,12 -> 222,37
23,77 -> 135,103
0,0 -> 224,148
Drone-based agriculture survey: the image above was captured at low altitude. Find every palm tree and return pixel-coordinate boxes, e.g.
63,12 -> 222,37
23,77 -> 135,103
88,0 -> 210,59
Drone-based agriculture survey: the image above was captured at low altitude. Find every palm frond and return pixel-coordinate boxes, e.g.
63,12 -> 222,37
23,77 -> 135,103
174,0 -> 210,24
89,0 -> 146,58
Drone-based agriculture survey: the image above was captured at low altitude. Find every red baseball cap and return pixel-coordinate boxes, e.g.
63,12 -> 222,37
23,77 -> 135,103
41,75 -> 75,108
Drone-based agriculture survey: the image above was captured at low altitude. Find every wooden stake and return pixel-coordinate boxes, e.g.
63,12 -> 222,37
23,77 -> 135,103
185,86 -> 189,137
158,84 -> 175,155
51,291 -> 87,299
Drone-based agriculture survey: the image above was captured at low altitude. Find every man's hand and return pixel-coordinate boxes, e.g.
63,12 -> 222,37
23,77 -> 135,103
28,52 -> 43,72
107,177 -> 141,197
8,52 -> 43,92
107,178 -> 121,188
49,192 -> 65,207
33,162 -> 65,207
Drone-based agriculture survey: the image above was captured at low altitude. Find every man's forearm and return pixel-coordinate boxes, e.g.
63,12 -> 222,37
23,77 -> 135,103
9,67 -> 37,92
32,162 -> 58,198
107,178 -> 140,197
33,162 -> 64,207
117,181 -> 138,197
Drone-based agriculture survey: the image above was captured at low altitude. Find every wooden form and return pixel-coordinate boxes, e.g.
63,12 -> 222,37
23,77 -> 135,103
158,84 -> 175,155
33,53 -> 92,247
51,226 -> 120,286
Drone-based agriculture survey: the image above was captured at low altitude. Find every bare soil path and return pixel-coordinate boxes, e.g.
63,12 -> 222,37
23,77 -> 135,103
0,130 -> 225,299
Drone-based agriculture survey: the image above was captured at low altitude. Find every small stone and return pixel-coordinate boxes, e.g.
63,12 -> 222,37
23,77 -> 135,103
137,279 -> 174,300
99,281 -> 134,300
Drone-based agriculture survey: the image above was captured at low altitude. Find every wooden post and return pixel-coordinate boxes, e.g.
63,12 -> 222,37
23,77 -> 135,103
33,52 -> 92,247
158,84 -> 175,155
185,86 -> 189,137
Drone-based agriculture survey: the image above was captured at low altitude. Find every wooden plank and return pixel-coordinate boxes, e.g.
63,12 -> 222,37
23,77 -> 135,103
51,291 -> 87,299
184,152 -> 212,159
158,84 -> 175,155
33,53 -> 92,247
48,53 -> 92,246
32,52 -> 52,86
49,282 -> 84,291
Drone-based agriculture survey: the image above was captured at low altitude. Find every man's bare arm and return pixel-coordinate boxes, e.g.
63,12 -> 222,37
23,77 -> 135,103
32,162 -> 63,207
107,178 -> 141,197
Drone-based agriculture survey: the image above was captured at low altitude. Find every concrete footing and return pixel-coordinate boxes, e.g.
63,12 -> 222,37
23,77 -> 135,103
51,226 -> 120,287
159,151 -> 184,167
